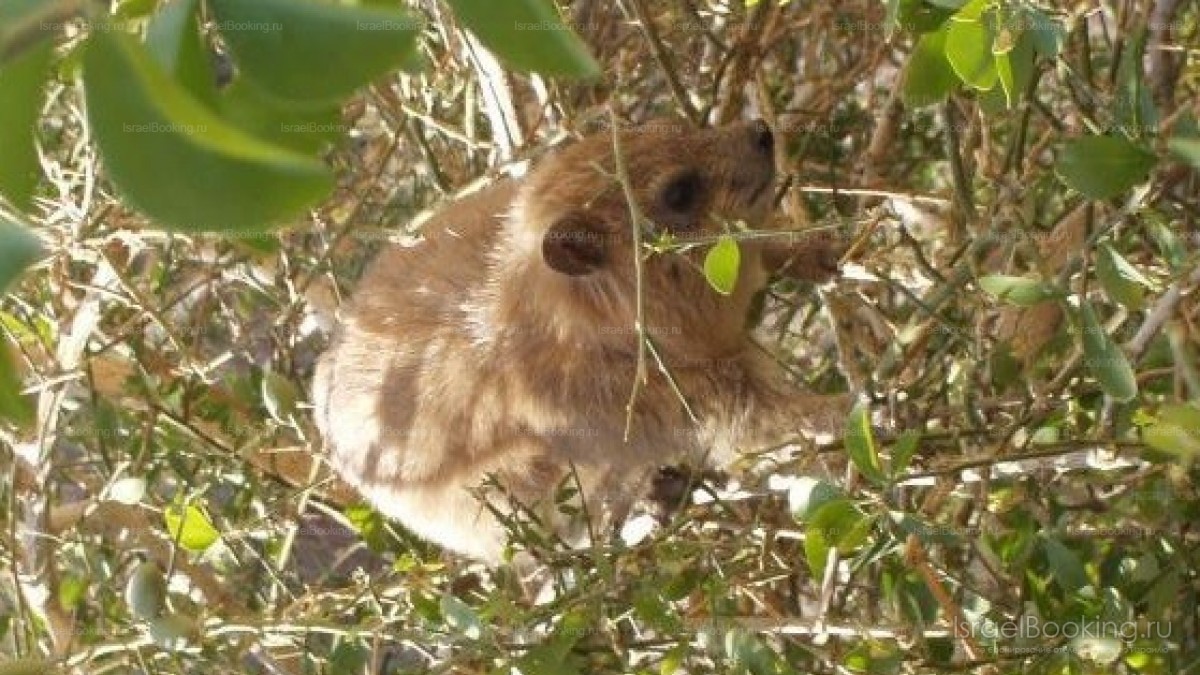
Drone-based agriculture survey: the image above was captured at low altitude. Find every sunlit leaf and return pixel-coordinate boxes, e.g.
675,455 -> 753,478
163,503 -> 221,552
703,235 -> 741,296
945,14 -> 997,90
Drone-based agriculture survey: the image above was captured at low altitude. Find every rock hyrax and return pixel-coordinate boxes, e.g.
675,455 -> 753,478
312,120 -> 850,563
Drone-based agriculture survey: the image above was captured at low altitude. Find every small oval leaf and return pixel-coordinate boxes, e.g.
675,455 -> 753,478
703,235 -> 741,296
163,502 -> 220,552
1056,135 -> 1157,200
1077,301 -> 1138,403
1096,242 -> 1151,310
845,404 -> 885,485
805,499 -> 871,579
1142,404 -> 1200,463
978,275 -> 1060,306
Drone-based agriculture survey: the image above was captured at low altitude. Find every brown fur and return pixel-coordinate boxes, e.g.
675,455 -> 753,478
312,120 -> 851,563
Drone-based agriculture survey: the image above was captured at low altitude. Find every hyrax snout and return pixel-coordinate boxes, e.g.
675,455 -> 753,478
312,119 -> 851,563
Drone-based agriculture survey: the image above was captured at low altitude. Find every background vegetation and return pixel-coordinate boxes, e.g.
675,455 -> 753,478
1,0 -> 1198,673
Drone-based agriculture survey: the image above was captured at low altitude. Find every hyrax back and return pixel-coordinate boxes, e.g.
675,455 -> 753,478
313,120 -> 849,562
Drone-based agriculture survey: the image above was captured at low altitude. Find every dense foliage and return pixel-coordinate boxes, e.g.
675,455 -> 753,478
1,0 -> 1198,673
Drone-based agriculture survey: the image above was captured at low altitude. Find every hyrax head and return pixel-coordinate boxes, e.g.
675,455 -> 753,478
507,120 -> 778,356
517,119 -> 777,278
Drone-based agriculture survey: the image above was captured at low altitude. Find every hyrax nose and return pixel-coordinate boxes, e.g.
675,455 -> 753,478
750,119 -> 774,156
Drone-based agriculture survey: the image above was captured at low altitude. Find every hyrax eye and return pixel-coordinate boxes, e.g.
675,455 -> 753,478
660,170 -> 703,213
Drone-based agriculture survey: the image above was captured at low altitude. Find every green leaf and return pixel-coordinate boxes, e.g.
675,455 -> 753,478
944,14 -> 997,90
512,633 -> 585,675
0,345 -> 33,428
445,0 -> 600,78
0,0 -> 55,65
209,0 -> 422,104
1039,535 -> 1089,592
844,641 -> 905,674
1114,22 -> 1158,139
994,27 -> 1035,109
83,29 -> 332,232
902,26 -> 958,108
890,431 -> 921,478
805,499 -> 872,579
163,502 -> 221,552
57,574 -> 88,611
1077,301 -> 1138,403
1142,404 -> 1200,463
703,235 -> 741,296
845,404 -> 886,485
1146,216 -> 1186,271
0,217 -> 41,427
145,0 -> 217,108
115,0 -> 159,20
1023,6 -> 1064,58
1095,242 -> 1152,310
788,477 -> 845,522
1169,136 -> 1200,170
1056,135 -> 1157,200
217,78 -> 343,154
978,275 -> 1060,306
0,216 -> 42,293
0,37 -> 52,210
328,641 -> 370,675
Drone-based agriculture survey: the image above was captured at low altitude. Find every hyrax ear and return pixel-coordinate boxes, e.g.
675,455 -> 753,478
542,212 -> 608,276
